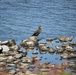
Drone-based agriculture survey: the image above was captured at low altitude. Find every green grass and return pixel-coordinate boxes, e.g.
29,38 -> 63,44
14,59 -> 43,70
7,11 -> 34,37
35,72 -> 76,75
61,73 -> 72,75
61,73 -> 76,75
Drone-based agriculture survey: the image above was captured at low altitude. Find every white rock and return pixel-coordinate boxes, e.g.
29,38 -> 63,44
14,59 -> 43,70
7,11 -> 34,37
0,45 -> 10,52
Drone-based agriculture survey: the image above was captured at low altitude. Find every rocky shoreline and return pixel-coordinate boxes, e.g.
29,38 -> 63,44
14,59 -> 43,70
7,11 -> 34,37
0,36 -> 76,75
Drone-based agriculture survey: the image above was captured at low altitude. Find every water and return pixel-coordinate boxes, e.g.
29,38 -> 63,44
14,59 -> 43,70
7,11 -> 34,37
0,0 -> 76,41
0,0 -> 76,72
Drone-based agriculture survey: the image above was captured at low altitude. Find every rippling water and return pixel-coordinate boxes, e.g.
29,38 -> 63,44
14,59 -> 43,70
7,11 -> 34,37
0,0 -> 76,41
0,0 -> 76,71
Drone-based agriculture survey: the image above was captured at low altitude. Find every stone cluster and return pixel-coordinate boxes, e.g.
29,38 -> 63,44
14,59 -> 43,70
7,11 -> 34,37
0,35 -> 76,74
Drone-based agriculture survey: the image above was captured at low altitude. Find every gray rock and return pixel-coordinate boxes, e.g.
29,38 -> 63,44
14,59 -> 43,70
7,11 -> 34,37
40,51 -> 46,54
7,64 -> 15,67
61,53 -> 70,59
49,48 -> 55,53
39,45 -> 49,51
20,63 -> 29,69
10,45 -> 20,51
39,69 -> 50,72
7,51 -> 18,56
65,45 -> 74,52
14,54 -> 22,59
0,40 -> 9,45
21,40 -> 36,47
68,62 -> 76,68
0,57 -> 7,62
21,57 -> 33,63
8,70 -> 16,74
13,60 -> 19,64
0,62 -> 6,66
8,38 -> 16,46
0,54 -> 5,57
46,38 -> 57,41
56,46 -> 63,53
32,51 -> 38,54
6,56 -> 15,63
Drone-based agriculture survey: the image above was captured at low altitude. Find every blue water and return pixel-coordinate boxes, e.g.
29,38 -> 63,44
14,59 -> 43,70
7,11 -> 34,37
0,0 -> 76,66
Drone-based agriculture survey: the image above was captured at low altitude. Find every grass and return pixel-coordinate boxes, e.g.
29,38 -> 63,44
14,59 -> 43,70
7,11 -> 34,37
35,72 -> 76,75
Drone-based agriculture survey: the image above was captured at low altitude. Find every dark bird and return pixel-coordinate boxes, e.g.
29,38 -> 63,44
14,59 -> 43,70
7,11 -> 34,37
32,26 -> 42,36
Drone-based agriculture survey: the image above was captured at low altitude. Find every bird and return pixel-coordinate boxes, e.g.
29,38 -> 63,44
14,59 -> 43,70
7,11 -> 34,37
32,26 -> 42,36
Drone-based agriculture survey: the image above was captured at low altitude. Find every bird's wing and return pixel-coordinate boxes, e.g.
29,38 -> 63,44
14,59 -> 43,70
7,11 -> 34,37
32,29 -> 39,36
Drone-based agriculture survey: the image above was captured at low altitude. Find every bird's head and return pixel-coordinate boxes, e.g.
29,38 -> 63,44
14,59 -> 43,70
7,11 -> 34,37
38,26 -> 42,30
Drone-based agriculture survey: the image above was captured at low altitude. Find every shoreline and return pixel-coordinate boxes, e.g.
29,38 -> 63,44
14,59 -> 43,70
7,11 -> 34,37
0,36 -> 76,74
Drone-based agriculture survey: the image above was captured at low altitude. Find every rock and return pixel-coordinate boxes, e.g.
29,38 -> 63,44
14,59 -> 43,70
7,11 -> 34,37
28,36 -> 42,41
56,49 -> 63,53
21,57 -> 33,63
61,53 -> 70,59
0,45 -> 10,52
32,51 -> 38,54
0,40 -> 9,45
10,45 -> 20,51
35,58 -> 41,61
8,70 -> 16,75
67,36 -> 73,41
39,45 -> 49,51
68,62 -> 76,68
0,62 -> 6,66
13,60 -> 19,64
29,65 -> 35,68
59,36 -> 67,42
18,49 -> 23,53
14,54 -> 22,59
38,43 -> 46,47
7,64 -> 15,67
65,45 -> 73,50
46,38 -> 57,41
0,57 -> 7,62
62,42 -> 69,48
6,56 -> 15,63
40,51 -> 46,54
56,46 -> 63,53
20,63 -> 29,69
44,61 -> 50,65
26,47 -> 34,50
49,48 -> 55,53
22,50 -> 27,56
26,70 -> 32,75
39,69 -> 50,72
69,42 -> 76,46
7,38 -> 16,46
20,38 -> 38,48
6,51 -> 18,56
22,50 -> 27,53
70,53 -> 75,58
65,45 -> 75,52
59,36 -> 73,42
0,54 -> 5,57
